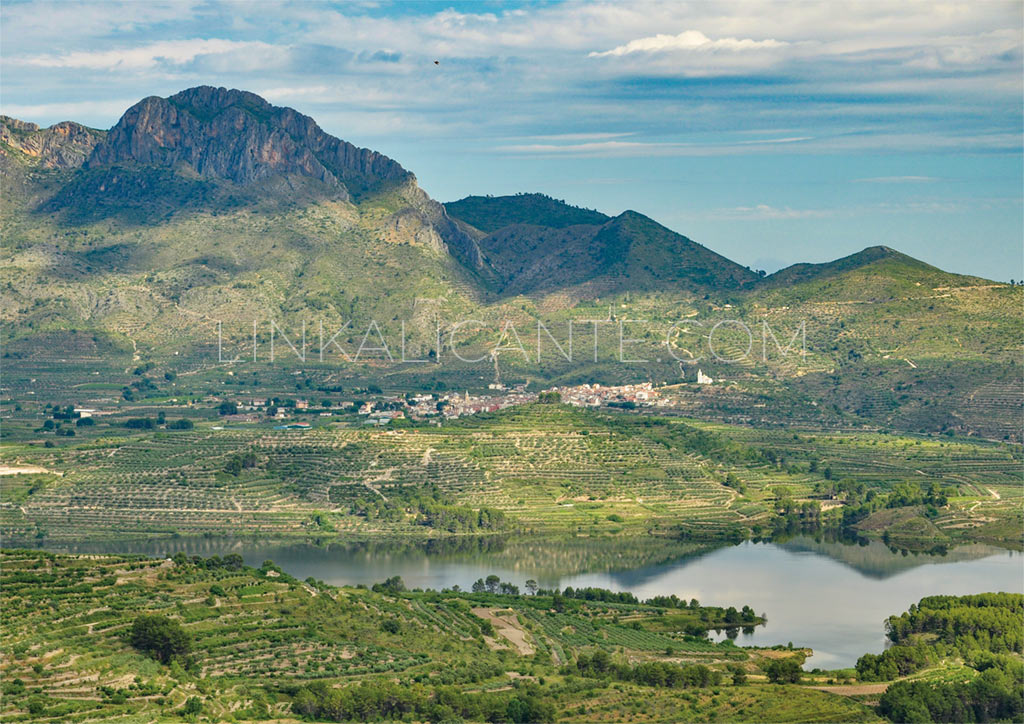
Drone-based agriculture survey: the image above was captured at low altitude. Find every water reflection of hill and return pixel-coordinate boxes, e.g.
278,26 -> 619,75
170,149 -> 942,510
473,538 -> 722,584
34,534 -> 1008,586
774,537 -> 1011,579
31,535 -> 723,587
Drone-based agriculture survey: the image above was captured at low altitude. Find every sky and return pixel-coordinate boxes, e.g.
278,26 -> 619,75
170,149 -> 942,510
1,0 -> 1022,279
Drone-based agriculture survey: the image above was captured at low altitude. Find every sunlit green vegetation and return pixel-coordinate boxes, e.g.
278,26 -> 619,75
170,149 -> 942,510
1,550 -> 879,723
1,402 -> 1019,548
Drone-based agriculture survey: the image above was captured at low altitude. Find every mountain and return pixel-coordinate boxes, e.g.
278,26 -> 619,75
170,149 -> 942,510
0,116 -> 107,215
39,86 -> 476,264
446,192 -> 611,232
0,87 -> 500,351
85,86 -> 410,198
446,194 -> 757,296
0,86 -> 1018,440
764,246 -> 925,287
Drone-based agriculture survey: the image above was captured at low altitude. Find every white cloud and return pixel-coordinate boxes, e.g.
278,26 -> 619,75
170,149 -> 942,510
13,39 -> 279,71
1,1 -> 1019,153
590,30 -> 787,57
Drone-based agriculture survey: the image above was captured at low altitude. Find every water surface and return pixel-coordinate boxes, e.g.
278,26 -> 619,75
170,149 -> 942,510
33,536 -> 1022,670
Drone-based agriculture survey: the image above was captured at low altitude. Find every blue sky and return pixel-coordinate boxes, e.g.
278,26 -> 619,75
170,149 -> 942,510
1,0 -> 1021,279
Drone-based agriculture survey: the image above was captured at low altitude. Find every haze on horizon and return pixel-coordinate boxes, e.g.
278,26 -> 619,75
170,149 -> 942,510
1,0 -> 1021,281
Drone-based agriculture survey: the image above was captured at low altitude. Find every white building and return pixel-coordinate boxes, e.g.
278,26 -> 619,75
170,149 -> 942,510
696,369 -> 713,385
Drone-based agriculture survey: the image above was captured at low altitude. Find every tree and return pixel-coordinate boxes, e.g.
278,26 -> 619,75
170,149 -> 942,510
485,574 -> 501,594
525,579 -> 538,595
129,614 -> 191,664
763,658 -> 802,684
372,575 -> 406,594
218,401 -> 238,415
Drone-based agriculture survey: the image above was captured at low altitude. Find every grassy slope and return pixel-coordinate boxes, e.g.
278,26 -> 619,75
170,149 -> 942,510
0,549 -> 880,723
2,167 -> 1020,440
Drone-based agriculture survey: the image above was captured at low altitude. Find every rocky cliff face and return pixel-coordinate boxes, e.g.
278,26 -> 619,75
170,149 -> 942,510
389,180 -> 494,278
0,116 -> 104,169
86,86 -> 411,200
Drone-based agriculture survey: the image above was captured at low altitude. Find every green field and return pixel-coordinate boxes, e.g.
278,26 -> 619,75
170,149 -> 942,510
1,403 -> 1020,547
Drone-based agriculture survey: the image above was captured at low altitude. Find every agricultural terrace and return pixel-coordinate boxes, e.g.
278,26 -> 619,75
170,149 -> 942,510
1,404 -> 1019,546
0,549 -> 880,723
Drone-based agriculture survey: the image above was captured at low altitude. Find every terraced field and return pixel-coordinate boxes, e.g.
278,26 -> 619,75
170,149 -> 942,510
1,404 -> 1019,546
0,550 -> 880,723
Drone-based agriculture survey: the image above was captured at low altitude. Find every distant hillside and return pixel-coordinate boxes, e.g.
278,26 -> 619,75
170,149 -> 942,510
446,192 -> 610,233
756,246 -> 990,303
446,194 -> 757,296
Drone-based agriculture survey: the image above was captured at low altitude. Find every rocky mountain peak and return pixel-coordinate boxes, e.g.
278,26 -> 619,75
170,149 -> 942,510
85,86 -> 411,200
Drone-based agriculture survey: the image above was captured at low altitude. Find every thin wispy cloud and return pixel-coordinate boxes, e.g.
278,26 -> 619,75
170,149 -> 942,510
715,205 -> 834,220
496,135 -> 817,157
13,39 -> 280,71
853,176 -> 940,184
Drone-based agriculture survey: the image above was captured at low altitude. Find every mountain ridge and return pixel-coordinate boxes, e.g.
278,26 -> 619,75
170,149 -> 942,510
0,87 -> 1009,360
0,115 -> 105,170
0,87 -> 992,298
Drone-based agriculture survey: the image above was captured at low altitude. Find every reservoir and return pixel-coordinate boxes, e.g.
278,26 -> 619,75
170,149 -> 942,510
34,535 -> 1023,670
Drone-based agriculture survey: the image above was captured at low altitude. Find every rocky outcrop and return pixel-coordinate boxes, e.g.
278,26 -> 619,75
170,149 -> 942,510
86,86 -> 411,199
389,179 -> 497,280
0,116 -> 104,169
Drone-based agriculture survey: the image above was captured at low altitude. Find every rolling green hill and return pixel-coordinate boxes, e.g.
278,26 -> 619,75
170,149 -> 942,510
756,246 -> 990,302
